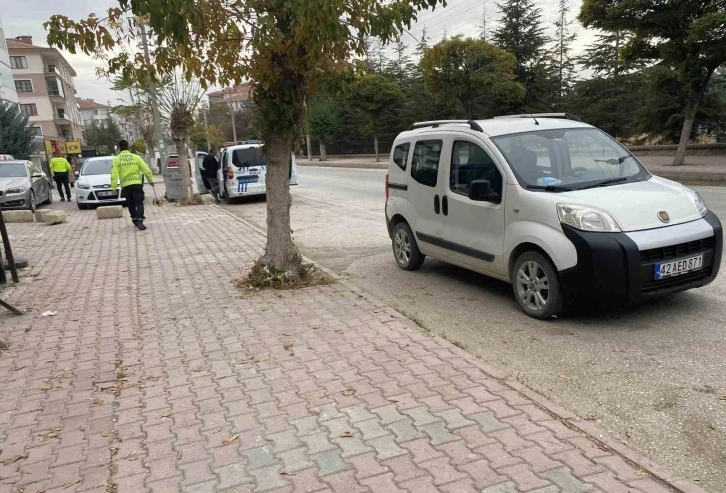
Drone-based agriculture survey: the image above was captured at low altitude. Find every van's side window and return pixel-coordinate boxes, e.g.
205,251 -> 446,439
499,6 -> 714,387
450,141 -> 502,198
392,143 -> 410,170
411,140 -> 442,187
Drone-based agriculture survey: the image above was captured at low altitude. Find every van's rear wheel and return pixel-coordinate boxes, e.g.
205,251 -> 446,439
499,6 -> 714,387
392,222 -> 424,271
512,251 -> 565,320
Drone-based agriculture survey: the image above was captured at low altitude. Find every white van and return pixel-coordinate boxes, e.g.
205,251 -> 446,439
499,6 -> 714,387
216,141 -> 299,202
385,115 -> 723,319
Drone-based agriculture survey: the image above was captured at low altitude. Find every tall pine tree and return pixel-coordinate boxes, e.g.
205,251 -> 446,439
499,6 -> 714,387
492,0 -> 551,111
577,30 -> 640,78
0,101 -> 35,159
478,0 -> 489,41
552,0 -> 577,109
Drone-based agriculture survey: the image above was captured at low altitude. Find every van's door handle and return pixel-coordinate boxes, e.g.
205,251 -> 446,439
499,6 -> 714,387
434,195 -> 440,214
442,196 -> 449,216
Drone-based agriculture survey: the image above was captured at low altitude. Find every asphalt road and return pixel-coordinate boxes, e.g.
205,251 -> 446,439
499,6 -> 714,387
220,167 -> 726,492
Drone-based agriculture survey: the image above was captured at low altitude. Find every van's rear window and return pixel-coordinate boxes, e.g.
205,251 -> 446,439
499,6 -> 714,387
232,148 -> 267,168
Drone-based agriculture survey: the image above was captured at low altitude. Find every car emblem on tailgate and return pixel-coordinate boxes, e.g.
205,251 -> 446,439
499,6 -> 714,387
658,211 -> 670,223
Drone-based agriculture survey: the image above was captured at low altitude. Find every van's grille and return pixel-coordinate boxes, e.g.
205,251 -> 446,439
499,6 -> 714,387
639,236 -> 715,262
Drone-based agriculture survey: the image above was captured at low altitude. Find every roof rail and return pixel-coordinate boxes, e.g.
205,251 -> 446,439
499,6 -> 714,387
410,120 -> 483,132
494,113 -> 583,122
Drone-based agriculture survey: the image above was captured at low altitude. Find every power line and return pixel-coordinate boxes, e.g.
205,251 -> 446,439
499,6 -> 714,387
408,0 -> 483,34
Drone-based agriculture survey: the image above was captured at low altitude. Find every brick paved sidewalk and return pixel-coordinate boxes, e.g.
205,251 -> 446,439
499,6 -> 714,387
0,199 -> 704,493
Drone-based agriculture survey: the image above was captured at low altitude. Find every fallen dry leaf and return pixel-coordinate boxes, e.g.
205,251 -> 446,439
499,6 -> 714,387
340,431 -> 354,438
64,479 -> 81,488
634,469 -> 648,477
177,450 -> 183,460
13,365 -> 27,371
193,365 -> 205,372
341,388 -> 356,396
1,454 -> 27,465
101,430 -> 110,437
719,394 -> 726,401
584,415 -> 598,421
39,429 -> 61,441
223,435 -> 239,445
160,411 -> 173,418
280,471 -> 296,476
92,398 -> 104,405
595,442 -> 610,452
309,409 -> 321,416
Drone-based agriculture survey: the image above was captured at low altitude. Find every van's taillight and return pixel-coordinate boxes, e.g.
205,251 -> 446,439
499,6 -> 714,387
227,167 -> 234,180
385,173 -> 389,202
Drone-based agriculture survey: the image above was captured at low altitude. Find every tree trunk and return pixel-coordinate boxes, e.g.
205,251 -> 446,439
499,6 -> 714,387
673,67 -> 716,166
306,134 -> 312,161
175,138 -> 193,199
319,142 -> 327,162
374,135 -> 380,162
260,134 -> 300,273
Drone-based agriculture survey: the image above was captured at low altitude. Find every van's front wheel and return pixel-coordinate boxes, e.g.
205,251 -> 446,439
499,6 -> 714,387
392,222 -> 424,271
512,251 -> 565,320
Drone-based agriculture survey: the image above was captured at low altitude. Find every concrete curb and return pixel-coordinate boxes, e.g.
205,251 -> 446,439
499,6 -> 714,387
211,203 -> 706,493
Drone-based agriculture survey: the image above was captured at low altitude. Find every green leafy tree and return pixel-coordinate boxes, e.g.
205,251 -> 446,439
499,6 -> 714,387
634,66 -> 725,143
307,98 -> 341,161
0,100 -> 35,159
492,0 -> 551,111
132,139 -> 147,154
84,116 -> 123,153
563,74 -> 645,138
421,36 -> 524,119
348,74 -> 405,161
580,0 -> 726,165
45,0 -> 445,276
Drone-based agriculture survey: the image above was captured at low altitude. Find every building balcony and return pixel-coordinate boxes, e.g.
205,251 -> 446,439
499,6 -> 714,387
48,89 -> 65,103
54,112 -> 71,125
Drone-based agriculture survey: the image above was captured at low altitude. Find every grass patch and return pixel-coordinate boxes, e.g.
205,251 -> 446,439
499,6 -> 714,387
177,193 -> 204,206
235,259 -> 333,292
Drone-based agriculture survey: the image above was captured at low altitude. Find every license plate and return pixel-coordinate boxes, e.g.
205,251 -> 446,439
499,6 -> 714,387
237,176 -> 258,184
655,255 -> 704,280
97,191 -> 116,197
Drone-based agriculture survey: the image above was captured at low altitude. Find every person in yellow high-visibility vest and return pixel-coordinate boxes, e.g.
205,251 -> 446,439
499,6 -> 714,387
111,140 -> 154,230
49,150 -> 73,202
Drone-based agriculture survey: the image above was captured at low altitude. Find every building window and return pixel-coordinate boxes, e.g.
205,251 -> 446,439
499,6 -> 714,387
10,56 -> 28,69
47,79 -> 62,97
20,104 -> 38,117
27,126 -> 43,136
46,65 -> 56,73
92,109 -> 99,116
14,80 -> 33,93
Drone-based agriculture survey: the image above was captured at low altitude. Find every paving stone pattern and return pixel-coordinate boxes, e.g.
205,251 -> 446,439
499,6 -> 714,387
0,200 -> 685,493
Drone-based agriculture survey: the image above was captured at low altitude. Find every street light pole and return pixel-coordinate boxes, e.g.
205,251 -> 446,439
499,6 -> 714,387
230,103 -> 238,143
203,106 -> 210,151
139,21 -> 166,173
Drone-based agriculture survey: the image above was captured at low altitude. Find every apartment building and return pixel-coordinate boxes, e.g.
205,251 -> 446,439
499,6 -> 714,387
7,35 -> 83,144
0,16 -> 18,105
79,98 -> 142,143
208,83 -> 253,110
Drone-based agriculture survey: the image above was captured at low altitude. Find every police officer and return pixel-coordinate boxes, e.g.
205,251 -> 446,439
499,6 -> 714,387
111,140 -> 154,231
49,150 -> 73,202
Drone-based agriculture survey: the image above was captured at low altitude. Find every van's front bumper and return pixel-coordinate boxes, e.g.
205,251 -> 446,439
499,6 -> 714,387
559,211 -> 722,307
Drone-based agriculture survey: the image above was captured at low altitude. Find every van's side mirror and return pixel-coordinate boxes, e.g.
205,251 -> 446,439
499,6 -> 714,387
469,179 -> 500,203
74,171 -> 80,178
31,173 -> 43,179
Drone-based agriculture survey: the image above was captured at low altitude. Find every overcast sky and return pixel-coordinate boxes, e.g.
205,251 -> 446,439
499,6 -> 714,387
2,0 -> 597,105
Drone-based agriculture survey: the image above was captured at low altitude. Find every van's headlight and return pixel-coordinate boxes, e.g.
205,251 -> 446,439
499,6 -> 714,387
77,183 -> 90,190
557,204 -> 621,232
5,187 -> 27,195
684,187 -> 707,217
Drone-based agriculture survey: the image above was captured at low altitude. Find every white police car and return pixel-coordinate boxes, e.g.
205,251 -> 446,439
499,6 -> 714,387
217,141 -> 298,202
385,114 -> 722,319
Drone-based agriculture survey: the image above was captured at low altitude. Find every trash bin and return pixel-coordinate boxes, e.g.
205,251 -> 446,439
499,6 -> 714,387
162,166 -> 184,201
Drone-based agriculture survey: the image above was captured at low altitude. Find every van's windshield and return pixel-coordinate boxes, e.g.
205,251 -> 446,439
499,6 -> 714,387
491,128 -> 650,191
